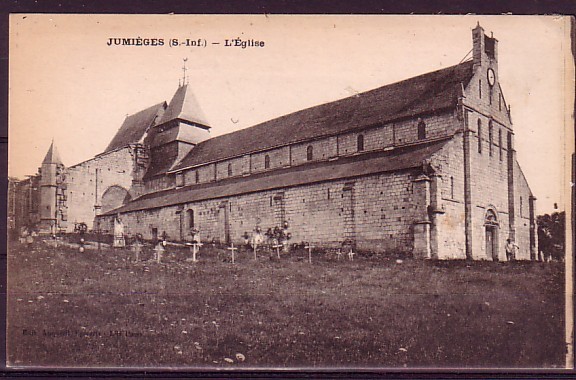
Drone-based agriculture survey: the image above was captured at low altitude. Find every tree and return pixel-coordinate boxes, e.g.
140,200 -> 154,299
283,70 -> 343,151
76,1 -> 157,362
537,211 -> 565,261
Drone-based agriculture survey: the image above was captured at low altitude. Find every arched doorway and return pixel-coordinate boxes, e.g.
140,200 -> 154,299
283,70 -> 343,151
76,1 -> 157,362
101,185 -> 132,214
484,208 -> 499,261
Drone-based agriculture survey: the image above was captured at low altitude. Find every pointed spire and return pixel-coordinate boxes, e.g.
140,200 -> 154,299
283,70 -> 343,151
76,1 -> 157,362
157,84 -> 210,128
42,139 -> 63,165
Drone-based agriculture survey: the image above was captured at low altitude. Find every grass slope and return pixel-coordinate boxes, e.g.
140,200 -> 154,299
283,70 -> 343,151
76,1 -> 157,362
7,241 -> 565,368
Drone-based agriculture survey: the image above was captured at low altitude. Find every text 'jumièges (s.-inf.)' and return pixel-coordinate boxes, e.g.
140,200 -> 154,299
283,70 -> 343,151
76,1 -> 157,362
106,37 -> 266,49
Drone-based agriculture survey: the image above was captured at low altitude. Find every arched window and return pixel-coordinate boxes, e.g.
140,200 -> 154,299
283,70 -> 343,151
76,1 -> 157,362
176,172 -> 184,187
417,120 -> 426,140
488,121 -> 493,157
227,163 -> 232,177
306,145 -> 313,161
187,209 -> 194,229
479,79 -> 482,98
498,129 -> 503,161
477,119 -> 482,154
195,170 -> 200,183
264,154 -> 270,169
450,176 -> 454,199
357,134 -> 365,151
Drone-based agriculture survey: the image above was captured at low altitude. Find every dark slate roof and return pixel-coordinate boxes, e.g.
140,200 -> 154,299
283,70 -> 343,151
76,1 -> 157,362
103,102 -> 166,154
143,152 -> 178,180
157,84 -> 210,127
42,140 -> 63,165
102,138 -> 450,215
171,60 -> 474,173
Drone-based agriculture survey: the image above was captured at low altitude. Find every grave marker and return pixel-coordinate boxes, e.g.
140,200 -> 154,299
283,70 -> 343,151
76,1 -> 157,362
272,241 -> 282,259
304,243 -> 314,264
227,243 -> 238,264
154,243 -> 165,264
186,242 -> 203,262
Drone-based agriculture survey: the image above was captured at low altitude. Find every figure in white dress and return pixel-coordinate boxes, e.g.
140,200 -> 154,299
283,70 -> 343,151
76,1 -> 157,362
113,216 -> 125,248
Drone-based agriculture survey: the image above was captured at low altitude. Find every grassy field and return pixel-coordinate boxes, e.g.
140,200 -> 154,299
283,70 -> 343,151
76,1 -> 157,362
7,239 -> 566,369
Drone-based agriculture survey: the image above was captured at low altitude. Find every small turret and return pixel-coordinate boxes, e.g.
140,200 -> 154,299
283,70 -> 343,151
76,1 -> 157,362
39,140 -> 66,233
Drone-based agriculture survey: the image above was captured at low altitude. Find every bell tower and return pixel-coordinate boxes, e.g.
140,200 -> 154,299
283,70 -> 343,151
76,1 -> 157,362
472,22 -> 498,73
146,62 -> 211,177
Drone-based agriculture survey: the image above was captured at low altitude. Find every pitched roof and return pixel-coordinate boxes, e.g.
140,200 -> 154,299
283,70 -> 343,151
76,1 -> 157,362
102,138 -> 450,215
103,102 -> 166,154
171,60 -> 474,173
42,140 -> 63,165
157,84 -> 210,127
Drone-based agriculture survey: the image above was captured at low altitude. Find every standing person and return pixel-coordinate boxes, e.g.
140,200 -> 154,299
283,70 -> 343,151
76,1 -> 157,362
505,239 -> 519,261
113,215 -> 125,248
191,228 -> 200,244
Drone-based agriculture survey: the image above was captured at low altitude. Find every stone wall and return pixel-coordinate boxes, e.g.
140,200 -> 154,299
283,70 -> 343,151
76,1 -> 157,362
66,147 -> 136,232
100,169 -> 422,254
251,146 -> 290,173
429,134 -> 468,259
172,113 -> 458,190
514,160 -> 537,260
460,61 -> 535,261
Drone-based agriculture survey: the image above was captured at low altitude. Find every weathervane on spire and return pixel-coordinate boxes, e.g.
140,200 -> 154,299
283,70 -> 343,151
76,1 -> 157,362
181,58 -> 188,86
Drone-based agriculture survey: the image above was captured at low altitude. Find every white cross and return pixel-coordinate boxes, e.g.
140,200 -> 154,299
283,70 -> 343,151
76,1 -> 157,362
192,242 -> 203,262
304,244 -> 314,264
154,244 -> 165,264
227,243 -> 238,264
348,249 -> 355,261
336,250 -> 343,260
272,242 -> 283,259
187,242 -> 203,262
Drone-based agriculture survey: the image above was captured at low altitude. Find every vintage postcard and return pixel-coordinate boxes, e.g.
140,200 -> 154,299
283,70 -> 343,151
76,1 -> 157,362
6,14 -> 574,369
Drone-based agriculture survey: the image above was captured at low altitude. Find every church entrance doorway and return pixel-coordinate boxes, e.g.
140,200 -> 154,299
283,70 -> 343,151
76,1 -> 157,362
485,226 -> 498,261
484,208 -> 499,261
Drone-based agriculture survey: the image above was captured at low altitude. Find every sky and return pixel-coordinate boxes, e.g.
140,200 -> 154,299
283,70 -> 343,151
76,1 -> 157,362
8,15 -> 574,214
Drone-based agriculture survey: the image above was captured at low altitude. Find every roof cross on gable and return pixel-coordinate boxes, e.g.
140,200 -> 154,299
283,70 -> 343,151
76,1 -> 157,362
182,58 -> 188,86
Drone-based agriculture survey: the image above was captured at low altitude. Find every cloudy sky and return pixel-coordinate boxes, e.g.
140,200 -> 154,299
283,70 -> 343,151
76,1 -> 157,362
9,15 -> 573,213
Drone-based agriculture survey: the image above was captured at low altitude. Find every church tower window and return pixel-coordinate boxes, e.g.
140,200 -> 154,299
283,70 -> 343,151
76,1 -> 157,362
417,120 -> 426,140
195,170 -> 199,183
264,154 -> 270,169
176,172 -> 184,187
477,119 -> 482,154
307,145 -> 313,161
488,121 -> 493,157
227,163 -> 232,177
187,209 -> 195,229
498,129 -> 503,161
357,134 -> 365,151
479,79 -> 482,98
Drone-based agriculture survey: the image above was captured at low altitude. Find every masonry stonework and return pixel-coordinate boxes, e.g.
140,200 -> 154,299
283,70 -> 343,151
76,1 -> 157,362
14,24 -> 537,261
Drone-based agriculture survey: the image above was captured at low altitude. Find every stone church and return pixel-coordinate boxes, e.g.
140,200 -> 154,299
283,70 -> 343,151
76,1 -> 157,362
13,24 -> 537,260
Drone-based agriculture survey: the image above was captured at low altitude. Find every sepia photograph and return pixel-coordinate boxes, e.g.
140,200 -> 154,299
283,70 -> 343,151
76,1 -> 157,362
6,14 -> 574,369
